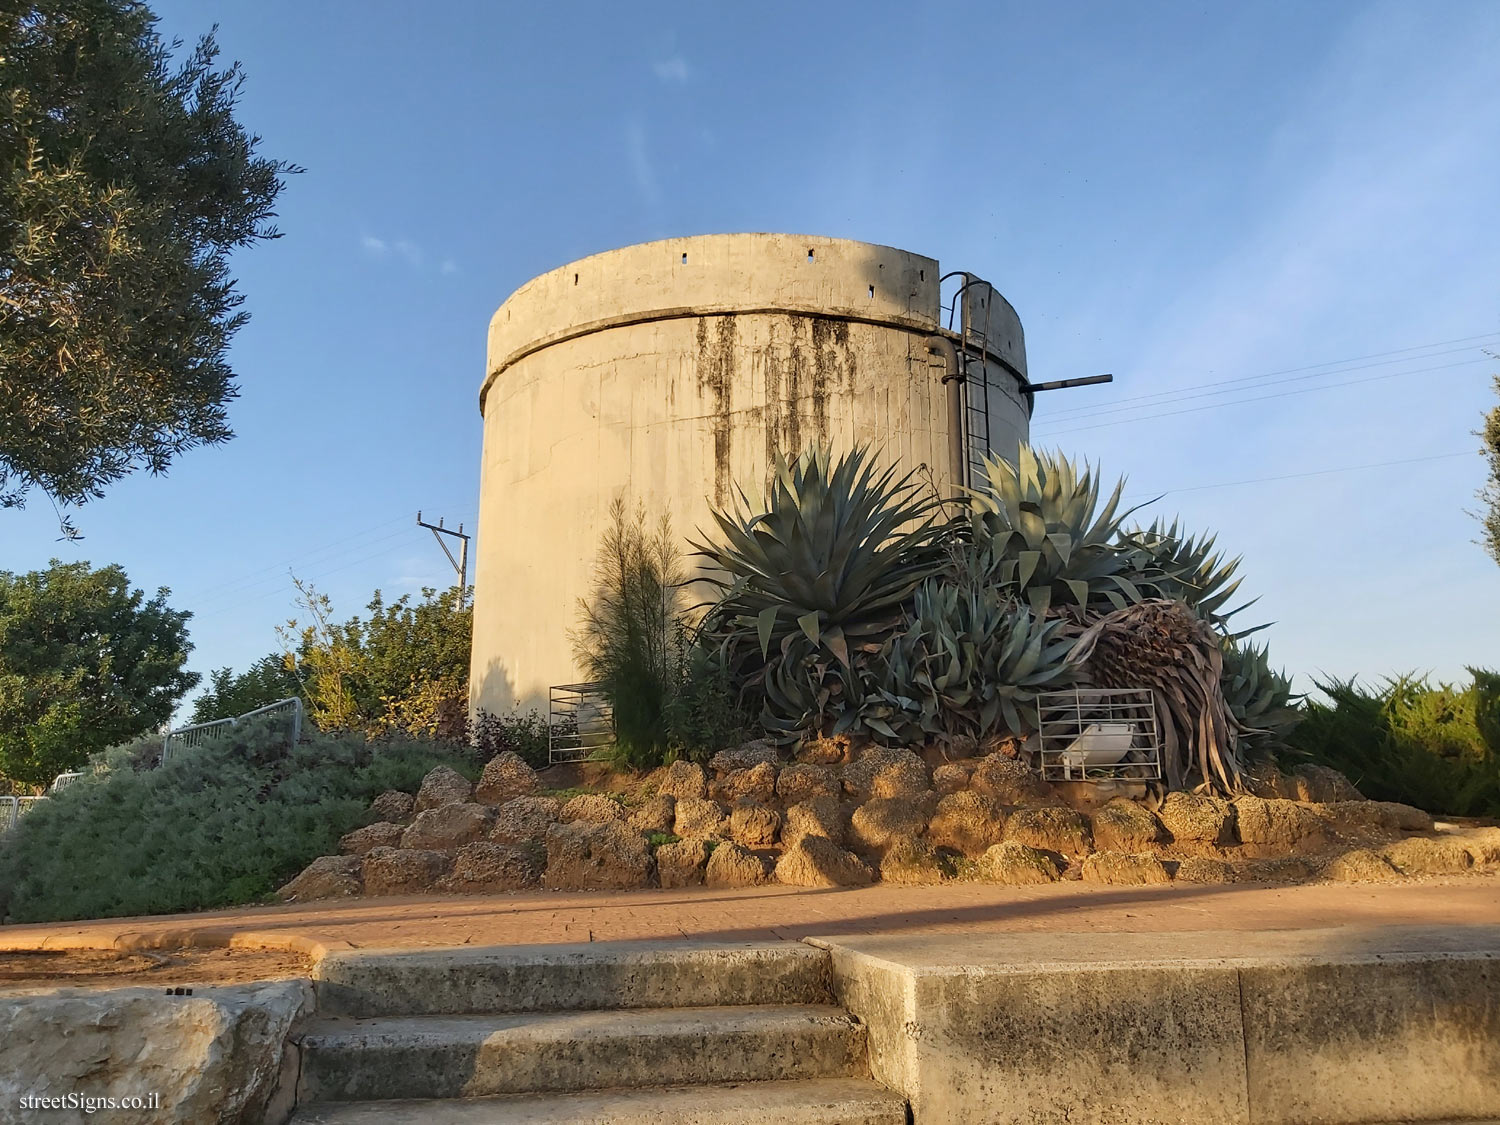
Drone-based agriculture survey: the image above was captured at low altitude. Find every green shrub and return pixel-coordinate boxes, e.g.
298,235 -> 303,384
1287,672 -> 1499,817
470,707 -> 551,770
0,718 -> 474,923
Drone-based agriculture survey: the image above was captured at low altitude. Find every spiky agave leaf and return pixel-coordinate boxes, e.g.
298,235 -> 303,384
965,445 -> 1156,619
694,444 -> 943,673
1117,517 -> 1254,631
869,579 -> 1079,740
1220,639 -> 1301,752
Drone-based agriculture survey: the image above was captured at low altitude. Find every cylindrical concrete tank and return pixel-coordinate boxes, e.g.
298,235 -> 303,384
471,233 -> 1031,714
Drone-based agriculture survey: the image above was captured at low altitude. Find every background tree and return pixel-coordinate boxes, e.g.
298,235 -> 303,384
189,652 -> 301,723
0,1 -> 298,515
0,560 -> 197,786
278,578 -> 472,738
1477,371 -> 1500,566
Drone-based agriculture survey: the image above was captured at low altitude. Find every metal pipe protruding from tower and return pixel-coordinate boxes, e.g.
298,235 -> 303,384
926,335 -> 965,498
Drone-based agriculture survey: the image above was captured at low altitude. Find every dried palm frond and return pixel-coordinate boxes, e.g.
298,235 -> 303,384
1070,598 -> 1245,794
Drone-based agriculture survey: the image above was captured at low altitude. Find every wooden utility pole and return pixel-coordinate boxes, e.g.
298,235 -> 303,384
416,512 -> 470,608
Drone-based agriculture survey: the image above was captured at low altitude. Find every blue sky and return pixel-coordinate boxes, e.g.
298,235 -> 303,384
3,0 -> 1498,711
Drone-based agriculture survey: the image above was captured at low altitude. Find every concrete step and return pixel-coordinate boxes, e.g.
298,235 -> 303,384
313,941 -> 831,1017
295,1004 -> 869,1103
289,1077 -> 909,1124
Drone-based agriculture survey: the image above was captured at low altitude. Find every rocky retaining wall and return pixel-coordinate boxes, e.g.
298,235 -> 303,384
278,744 -> 1500,902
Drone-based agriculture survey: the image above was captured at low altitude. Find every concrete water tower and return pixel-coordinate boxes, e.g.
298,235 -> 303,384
469,233 -> 1036,715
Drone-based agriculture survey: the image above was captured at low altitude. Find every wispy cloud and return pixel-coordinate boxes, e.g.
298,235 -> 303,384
360,234 -> 460,276
652,55 -> 689,83
624,117 -> 659,206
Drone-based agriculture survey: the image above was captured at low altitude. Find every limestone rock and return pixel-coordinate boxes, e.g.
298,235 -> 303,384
674,795 -> 728,838
1241,760 -> 1295,800
1090,797 -> 1163,852
1003,806 -> 1093,857
400,802 -> 495,850
1323,848 -> 1402,883
1291,763 -> 1363,803
708,740 -> 780,774
841,747 -> 929,803
849,797 -> 930,854
369,789 -> 416,823
976,841 -> 1062,885
628,794 -> 677,835
1380,836 -> 1475,876
278,855 -> 362,901
969,754 -> 1047,805
437,841 -> 542,893
413,765 -> 472,812
1158,791 -> 1236,847
776,763 -> 841,804
879,834 -> 947,885
361,847 -> 451,896
774,835 -> 874,887
658,759 -> 708,800
1232,796 -> 1327,853
488,795 -> 561,845
338,821 -> 406,856
1461,826 -> 1500,866
560,793 -> 625,823
932,760 -> 978,795
1082,851 -> 1171,886
782,796 -> 847,847
1172,856 -> 1239,884
542,821 -> 653,890
656,838 -> 710,888
1321,800 -> 1433,836
711,761 -> 777,804
705,841 -> 771,887
795,735 -> 851,765
939,733 -> 980,760
474,751 -> 540,806
0,980 -> 312,1125
729,801 -> 782,847
926,791 -> 1008,856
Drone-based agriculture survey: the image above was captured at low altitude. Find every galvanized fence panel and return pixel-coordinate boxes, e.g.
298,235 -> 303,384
161,697 -> 303,766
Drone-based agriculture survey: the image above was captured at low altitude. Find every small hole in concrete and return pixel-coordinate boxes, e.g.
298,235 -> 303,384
574,273 -> 578,285
681,253 -> 687,264
868,285 -> 875,298
807,249 -> 814,261
920,270 -> 925,281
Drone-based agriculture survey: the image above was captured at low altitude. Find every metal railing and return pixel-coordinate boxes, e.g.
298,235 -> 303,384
1034,687 -> 1162,783
161,697 -> 303,766
548,682 -> 614,765
1,794 -> 51,833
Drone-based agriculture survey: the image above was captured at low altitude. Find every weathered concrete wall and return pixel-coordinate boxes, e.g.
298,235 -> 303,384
815,926 -> 1500,1125
470,233 -> 1031,714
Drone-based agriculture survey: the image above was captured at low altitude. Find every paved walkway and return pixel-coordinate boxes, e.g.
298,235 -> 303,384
2,875 -> 1496,954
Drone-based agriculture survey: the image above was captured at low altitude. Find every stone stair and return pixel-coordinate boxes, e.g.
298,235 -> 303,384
286,942 -> 907,1124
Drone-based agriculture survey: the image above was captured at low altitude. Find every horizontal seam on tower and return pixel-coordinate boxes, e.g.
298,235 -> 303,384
479,306 -> 955,413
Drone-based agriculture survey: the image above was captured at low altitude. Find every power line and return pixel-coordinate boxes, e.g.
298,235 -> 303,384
1042,341 -> 1497,424
1035,355 -> 1485,437
1123,450 -> 1474,502
1041,330 -> 1500,421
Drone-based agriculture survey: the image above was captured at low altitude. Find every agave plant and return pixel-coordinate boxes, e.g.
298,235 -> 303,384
871,580 -> 1080,741
1118,518 -> 1254,633
694,445 -> 943,678
1220,639 -> 1301,752
965,446 -> 1155,620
